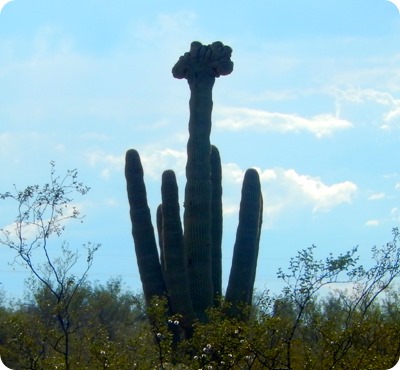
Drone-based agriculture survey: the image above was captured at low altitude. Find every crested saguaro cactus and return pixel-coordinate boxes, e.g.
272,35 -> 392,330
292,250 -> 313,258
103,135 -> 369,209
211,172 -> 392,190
125,41 -> 263,325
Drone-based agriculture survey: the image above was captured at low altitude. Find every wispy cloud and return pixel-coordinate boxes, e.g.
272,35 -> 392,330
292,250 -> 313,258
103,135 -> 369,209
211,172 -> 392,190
330,87 -> 397,106
85,148 -> 187,181
215,106 -> 352,138
133,11 -> 197,41
368,192 -> 385,201
1,202 -> 84,243
85,151 -> 124,180
383,107 -> 400,126
391,207 -> 400,222
330,87 -> 400,130
365,220 -> 380,227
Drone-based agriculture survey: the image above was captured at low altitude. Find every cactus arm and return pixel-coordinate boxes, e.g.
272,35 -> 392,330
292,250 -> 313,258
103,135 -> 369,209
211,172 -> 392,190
225,168 -> 263,314
125,149 -> 166,304
210,145 -> 223,302
248,194 -> 263,303
161,170 -> 195,322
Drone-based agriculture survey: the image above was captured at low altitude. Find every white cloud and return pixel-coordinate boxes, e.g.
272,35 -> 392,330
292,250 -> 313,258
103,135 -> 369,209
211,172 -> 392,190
215,106 -> 352,138
222,204 -> 239,216
221,163 -> 357,225
368,192 -> 385,200
222,162 -> 245,184
391,208 -> 400,222
1,221 -> 40,243
85,151 -> 124,180
383,107 -> 400,122
85,147 -> 187,182
330,87 -> 396,106
330,87 -> 400,130
85,148 -> 186,181
222,164 -> 277,187
86,151 -> 124,168
1,203 -> 83,243
365,220 -> 380,227
133,11 -> 197,41
258,168 -> 278,182
282,169 -> 357,212
141,148 -> 186,180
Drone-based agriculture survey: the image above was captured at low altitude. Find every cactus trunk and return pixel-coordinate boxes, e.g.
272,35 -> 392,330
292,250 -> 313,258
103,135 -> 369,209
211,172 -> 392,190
183,74 -> 215,319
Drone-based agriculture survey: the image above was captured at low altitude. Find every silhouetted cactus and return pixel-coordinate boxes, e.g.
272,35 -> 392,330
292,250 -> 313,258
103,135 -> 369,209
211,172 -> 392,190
125,149 -> 166,302
226,168 -> 263,317
125,41 -> 263,326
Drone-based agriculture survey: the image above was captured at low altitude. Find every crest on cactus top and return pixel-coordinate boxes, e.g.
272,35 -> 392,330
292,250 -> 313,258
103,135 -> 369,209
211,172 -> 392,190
172,41 -> 234,82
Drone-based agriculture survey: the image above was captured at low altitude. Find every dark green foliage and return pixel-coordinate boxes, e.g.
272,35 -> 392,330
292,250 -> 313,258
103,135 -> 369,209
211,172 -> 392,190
0,163 -> 101,370
2,277 -> 399,369
125,41 -> 263,325
0,279 -> 147,370
1,233 -> 400,369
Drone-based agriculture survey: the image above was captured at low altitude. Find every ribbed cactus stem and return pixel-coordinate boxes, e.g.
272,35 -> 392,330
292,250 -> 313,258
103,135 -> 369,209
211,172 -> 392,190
173,41 -> 233,320
185,74 -> 214,319
125,149 -> 166,304
226,168 -> 263,315
161,170 -> 194,322
210,145 -> 223,302
249,195 -> 263,301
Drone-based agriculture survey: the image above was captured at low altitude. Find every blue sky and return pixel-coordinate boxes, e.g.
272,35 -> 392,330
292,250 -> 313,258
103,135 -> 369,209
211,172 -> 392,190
1,0 -> 400,298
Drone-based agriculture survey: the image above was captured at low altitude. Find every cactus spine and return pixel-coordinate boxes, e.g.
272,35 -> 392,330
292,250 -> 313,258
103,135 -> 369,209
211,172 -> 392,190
125,41 -> 263,326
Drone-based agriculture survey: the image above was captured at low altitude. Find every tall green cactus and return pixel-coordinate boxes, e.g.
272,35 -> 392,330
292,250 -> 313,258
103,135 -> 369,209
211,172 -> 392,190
226,168 -> 263,317
125,149 -> 166,303
125,41 -> 263,326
